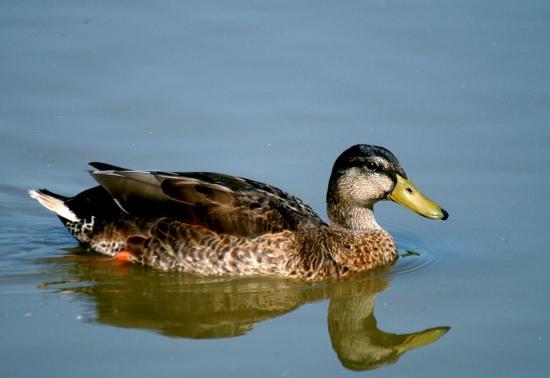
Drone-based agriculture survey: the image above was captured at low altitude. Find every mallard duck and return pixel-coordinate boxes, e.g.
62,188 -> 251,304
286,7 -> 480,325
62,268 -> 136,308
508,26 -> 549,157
30,144 -> 448,280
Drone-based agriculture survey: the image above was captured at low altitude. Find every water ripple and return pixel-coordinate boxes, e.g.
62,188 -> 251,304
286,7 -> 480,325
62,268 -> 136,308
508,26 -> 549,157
388,227 -> 448,280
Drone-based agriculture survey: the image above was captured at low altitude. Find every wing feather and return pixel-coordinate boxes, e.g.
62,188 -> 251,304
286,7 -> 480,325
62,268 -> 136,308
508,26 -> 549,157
89,163 -> 325,237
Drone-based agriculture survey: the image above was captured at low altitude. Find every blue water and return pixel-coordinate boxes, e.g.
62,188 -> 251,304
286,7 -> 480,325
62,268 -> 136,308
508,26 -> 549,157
1,1 -> 549,376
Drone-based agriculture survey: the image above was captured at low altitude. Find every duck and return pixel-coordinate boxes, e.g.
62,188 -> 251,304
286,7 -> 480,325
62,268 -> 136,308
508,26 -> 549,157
29,144 -> 448,280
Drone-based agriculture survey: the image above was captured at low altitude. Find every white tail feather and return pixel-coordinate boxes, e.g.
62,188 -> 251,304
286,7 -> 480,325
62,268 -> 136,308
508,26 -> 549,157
29,189 -> 80,222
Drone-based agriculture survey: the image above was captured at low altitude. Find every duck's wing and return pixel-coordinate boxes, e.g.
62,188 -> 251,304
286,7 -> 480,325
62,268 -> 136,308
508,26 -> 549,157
89,162 -> 326,237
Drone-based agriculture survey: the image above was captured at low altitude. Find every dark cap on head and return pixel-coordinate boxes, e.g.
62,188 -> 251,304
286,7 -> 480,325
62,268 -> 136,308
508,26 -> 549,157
331,144 -> 407,179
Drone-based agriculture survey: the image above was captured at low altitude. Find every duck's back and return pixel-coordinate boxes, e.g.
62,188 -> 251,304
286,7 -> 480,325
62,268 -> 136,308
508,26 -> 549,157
88,162 -> 326,237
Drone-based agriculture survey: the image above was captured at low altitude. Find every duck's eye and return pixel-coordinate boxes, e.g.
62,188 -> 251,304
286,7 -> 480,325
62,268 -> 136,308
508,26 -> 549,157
366,161 -> 378,171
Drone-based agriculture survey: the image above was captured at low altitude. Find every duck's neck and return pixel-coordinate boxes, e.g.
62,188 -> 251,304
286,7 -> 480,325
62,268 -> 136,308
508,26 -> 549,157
327,202 -> 382,232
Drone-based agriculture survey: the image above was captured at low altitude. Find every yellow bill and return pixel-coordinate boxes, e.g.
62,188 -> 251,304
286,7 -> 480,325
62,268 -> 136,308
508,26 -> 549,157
388,175 -> 449,220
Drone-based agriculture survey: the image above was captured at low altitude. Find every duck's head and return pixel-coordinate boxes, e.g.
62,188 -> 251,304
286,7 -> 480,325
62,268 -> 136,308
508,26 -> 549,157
327,144 -> 448,230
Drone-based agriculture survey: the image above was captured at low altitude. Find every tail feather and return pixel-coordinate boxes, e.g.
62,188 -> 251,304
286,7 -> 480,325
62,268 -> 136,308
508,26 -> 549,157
89,161 -> 129,171
29,189 -> 80,222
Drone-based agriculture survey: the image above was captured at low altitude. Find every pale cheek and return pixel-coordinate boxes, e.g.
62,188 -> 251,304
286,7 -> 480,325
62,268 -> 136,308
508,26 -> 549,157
368,175 -> 394,199
336,171 -> 394,204
348,178 -> 371,202
349,177 -> 386,203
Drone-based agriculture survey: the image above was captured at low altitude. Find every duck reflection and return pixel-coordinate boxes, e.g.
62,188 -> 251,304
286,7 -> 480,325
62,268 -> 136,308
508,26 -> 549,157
42,251 -> 449,371
328,294 -> 448,371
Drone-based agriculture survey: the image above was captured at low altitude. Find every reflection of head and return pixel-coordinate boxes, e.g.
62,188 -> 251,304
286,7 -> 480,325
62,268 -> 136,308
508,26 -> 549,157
328,295 -> 449,371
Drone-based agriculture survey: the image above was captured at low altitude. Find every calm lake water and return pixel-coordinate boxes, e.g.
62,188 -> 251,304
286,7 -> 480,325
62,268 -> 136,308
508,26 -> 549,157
1,0 -> 549,377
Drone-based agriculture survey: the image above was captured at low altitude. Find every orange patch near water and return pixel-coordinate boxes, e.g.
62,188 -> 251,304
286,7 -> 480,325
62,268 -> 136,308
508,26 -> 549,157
113,250 -> 132,263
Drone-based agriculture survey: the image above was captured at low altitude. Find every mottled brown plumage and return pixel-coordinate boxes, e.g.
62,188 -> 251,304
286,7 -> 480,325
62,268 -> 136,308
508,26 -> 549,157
30,144 -> 448,281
